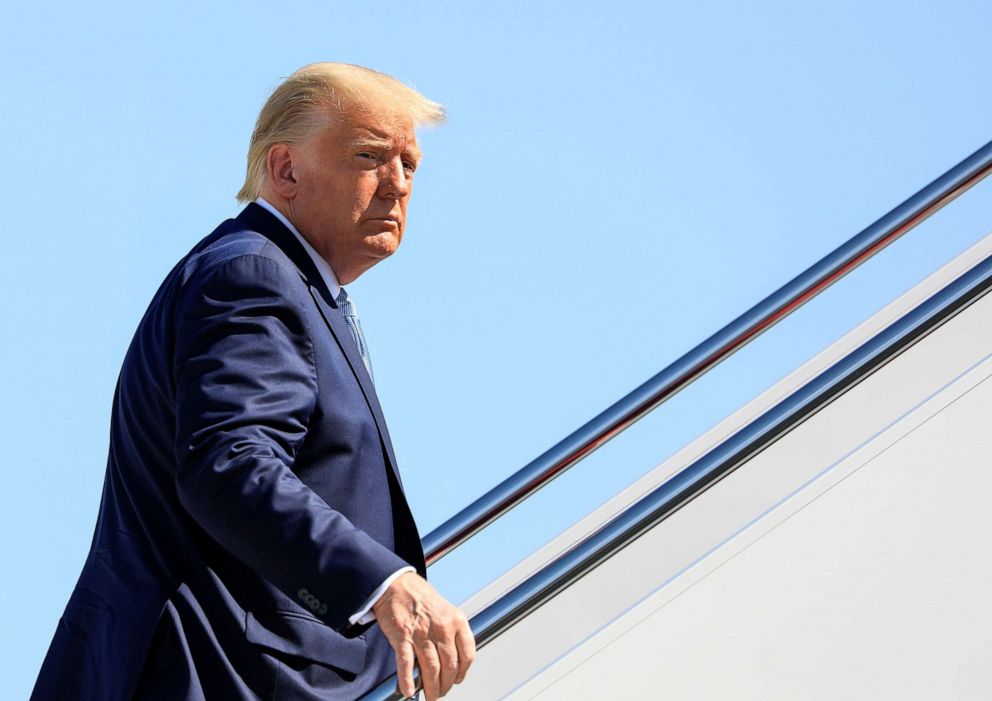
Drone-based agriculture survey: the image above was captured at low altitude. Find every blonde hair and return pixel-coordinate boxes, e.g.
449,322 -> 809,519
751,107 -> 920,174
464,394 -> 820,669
236,62 -> 445,203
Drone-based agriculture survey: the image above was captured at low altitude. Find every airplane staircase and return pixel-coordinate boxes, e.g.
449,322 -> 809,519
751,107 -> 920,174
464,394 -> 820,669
362,141 -> 992,700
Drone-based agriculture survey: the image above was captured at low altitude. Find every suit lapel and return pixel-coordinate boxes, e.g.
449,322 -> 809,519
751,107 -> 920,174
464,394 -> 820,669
308,288 -> 403,486
235,204 -> 404,488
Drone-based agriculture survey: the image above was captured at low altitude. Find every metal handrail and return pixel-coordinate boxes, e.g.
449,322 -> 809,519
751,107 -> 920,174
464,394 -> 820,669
422,139 -> 992,565
364,240 -> 992,701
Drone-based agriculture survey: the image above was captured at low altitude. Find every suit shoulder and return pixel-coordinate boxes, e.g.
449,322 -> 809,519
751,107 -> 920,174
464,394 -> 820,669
179,226 -> 303,290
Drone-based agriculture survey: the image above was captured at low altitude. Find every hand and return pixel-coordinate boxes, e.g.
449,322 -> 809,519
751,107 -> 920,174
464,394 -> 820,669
373,572 -> 476,700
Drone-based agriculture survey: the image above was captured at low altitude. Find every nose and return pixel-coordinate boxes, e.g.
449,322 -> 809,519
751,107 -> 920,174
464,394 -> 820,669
377,157 -> 411,200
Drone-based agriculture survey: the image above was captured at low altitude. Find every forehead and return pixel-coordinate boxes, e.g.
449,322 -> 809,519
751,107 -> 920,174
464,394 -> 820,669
328,106 -> 420,155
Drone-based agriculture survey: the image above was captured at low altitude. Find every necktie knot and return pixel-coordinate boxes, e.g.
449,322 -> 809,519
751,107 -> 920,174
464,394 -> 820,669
337,290 -> 355,315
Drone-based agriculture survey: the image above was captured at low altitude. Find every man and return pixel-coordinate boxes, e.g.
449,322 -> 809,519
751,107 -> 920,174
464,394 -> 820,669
32,63 -> 474,701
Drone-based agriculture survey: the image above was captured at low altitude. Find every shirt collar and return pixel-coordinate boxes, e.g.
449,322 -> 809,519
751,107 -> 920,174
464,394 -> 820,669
256,197 -> 342,301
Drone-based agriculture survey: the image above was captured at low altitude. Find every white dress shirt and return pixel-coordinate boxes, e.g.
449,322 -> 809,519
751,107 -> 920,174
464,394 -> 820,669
255,198 -> 414,626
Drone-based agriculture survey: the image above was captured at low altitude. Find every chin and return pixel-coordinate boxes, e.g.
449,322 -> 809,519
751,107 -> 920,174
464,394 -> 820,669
365,233 -> 401,258
369,247 -> 397,262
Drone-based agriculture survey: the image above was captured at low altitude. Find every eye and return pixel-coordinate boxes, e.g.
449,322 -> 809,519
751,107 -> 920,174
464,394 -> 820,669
356,152 -> 378,164
402,160 -> 417,173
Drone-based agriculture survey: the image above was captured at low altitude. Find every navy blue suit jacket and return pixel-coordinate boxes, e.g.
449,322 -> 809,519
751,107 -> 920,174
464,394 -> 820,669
32,204 -> 425,700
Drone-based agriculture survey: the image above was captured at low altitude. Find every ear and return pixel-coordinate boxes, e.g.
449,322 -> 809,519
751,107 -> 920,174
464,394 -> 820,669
266,143 -> 299,199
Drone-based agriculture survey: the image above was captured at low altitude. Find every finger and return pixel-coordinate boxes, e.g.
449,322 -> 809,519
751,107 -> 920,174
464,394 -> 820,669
414,639 -> 442,701
435,639 -> 459,697
453,624 -> 477,684
395,641 -> 417,700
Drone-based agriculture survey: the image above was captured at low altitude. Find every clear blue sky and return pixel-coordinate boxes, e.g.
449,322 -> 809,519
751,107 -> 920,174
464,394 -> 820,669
2,1 -> 991,695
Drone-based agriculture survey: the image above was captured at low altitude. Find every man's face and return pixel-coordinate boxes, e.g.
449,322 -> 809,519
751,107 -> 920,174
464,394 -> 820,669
288,106 -> 421,285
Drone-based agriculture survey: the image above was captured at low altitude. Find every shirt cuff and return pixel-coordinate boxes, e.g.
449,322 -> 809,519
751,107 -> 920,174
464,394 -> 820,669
348,566 -> 416,626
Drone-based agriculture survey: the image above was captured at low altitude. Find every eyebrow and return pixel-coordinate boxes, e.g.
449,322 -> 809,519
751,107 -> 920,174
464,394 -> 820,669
352,138 -> 392,151
350,137 -> 423,163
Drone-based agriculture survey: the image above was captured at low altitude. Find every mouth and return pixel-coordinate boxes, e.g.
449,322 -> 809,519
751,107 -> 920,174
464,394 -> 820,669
368,217 -> 401,229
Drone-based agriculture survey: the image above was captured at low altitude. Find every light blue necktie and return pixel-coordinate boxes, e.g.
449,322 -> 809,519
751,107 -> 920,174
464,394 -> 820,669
336,288 -> 375,386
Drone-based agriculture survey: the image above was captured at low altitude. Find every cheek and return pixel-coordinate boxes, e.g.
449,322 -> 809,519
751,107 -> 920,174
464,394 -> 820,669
335,183 -> 373,223
313,173 -> 367,218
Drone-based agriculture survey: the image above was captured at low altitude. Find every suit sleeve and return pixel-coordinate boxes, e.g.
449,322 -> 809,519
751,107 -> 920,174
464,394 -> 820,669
172,253 -> 410,630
